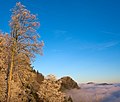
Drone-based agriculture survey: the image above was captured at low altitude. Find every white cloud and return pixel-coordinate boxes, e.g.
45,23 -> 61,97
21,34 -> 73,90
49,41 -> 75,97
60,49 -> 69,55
78,41 -> 120,50
65,83 -> 120,102
95,41 -> 120,50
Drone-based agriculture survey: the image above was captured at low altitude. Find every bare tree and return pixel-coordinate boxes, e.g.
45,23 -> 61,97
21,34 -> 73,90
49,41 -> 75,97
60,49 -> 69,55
7,2 -> 44,102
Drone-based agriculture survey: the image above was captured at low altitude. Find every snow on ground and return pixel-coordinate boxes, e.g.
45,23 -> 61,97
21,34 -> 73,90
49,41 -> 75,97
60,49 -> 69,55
65,83 -> 120,102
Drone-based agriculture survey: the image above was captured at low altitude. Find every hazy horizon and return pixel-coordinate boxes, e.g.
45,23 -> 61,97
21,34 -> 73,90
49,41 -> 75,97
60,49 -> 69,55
0,0 -> 120,83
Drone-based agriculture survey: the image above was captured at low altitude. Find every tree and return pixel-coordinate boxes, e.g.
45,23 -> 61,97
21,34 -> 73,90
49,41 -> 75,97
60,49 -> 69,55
7,2 -> 44,102
38,75 -> 66,102
0,33 -> 10,101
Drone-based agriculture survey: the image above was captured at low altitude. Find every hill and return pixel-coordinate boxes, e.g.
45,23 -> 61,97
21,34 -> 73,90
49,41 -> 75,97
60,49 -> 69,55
0,66 -> 79,102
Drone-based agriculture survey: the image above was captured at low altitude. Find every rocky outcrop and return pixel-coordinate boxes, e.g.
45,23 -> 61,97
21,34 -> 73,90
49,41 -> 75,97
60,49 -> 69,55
58,76 -> 80,91
87,82 -> 95,84
64,96 -> 73,102
97,83 -> 113,85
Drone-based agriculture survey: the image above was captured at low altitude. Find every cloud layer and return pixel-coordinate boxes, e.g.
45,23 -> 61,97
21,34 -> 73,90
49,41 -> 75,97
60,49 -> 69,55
65,83 -> 120,102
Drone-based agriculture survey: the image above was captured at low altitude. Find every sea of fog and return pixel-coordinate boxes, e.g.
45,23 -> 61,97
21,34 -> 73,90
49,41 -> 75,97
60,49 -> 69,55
65,83 -> 120,102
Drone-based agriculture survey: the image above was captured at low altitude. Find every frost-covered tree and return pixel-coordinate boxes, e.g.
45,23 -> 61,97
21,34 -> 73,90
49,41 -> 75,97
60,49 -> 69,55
7,2 -> 44,101
0,33 -> 11,69
38,75 -> 66,102
0,33 -> 11,101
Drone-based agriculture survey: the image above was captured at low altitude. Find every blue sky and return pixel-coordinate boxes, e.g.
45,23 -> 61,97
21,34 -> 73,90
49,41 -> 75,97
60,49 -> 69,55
0,0 -> 120,83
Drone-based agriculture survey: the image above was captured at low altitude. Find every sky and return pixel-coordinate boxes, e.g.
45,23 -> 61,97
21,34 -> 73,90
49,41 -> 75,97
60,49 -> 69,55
0,0 -> 120,83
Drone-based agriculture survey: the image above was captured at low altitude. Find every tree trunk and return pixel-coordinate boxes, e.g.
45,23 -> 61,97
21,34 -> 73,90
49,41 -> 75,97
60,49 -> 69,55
7,50 -> 14,102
